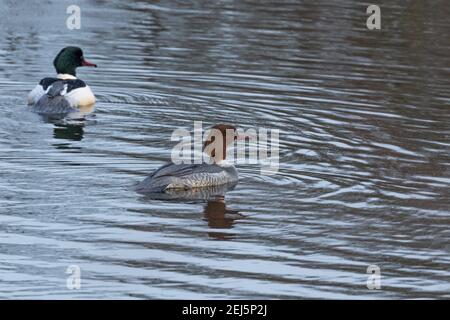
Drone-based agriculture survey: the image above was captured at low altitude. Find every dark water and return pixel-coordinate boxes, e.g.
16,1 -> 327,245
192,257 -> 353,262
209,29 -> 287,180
0,0 -> 449,299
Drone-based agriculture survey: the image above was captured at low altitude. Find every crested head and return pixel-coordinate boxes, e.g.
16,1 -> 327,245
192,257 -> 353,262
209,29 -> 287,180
53,46 -> 97,76
203,124 -> 238,163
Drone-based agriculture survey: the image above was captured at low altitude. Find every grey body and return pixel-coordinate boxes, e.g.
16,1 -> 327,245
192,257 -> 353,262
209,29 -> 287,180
33,96 -> 75,114
32,78 -> 85,114
136,163 -> 238,193
138,181 -> 237,201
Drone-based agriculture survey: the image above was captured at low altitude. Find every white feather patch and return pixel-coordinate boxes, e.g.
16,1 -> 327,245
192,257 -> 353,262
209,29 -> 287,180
27,84 -> 45,105
65,85 -> 96,107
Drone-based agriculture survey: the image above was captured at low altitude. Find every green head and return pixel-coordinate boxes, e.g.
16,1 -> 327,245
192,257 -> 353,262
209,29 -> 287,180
53,46 -> 97,76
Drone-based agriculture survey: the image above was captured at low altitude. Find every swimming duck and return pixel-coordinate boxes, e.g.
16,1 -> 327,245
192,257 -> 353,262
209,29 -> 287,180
137,124 -> 239,193
28,46 -> 97,113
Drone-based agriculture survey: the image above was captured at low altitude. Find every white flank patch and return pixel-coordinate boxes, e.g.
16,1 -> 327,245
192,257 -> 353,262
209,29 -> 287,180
27,84 -> 45,105
65,85 -> 96,107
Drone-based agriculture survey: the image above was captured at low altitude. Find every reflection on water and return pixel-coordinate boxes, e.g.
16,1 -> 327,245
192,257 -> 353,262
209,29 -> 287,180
0,0 -> 449,299
203,197 -> 243,241
36,104 -> 96,141
53,123 -> 85,141
138,183 -> 240,240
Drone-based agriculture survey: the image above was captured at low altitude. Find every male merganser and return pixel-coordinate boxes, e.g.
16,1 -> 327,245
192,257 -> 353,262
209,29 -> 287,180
28,46 -> 97,113
137,124 -> 239,193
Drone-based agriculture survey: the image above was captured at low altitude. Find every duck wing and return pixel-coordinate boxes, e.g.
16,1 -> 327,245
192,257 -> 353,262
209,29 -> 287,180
137,163 -> 227,193
150,163 -> 224,178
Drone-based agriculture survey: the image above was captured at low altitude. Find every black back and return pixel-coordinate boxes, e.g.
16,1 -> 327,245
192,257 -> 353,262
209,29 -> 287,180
39,77 -> 86,93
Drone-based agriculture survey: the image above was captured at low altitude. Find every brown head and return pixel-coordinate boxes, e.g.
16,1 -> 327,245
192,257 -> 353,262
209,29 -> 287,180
203,124 -> 237,163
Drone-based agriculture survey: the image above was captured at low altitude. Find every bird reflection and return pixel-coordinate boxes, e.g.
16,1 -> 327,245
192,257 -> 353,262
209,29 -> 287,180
36,105 -> 95,143
138,182 -> 243,240
203,196 -> 243,240
53,122 -> 85,141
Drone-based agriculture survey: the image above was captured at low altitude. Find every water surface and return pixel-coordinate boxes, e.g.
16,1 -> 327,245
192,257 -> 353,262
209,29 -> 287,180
0,0 -> 449,299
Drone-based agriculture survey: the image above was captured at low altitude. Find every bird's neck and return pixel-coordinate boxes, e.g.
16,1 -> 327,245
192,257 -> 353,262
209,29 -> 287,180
217,159 -> 234,167
57,74 -> 77,80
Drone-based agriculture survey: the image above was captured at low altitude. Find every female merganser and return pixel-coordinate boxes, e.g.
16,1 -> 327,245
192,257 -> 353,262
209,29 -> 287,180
139,181 -> 237,201
28,46 -> 97,113
137,124 -> 239,193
